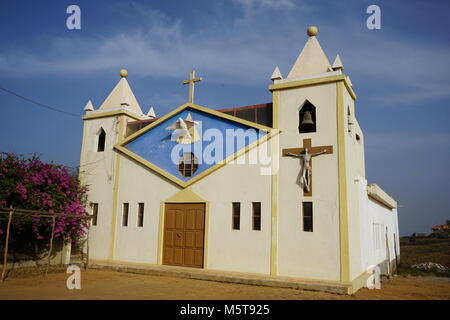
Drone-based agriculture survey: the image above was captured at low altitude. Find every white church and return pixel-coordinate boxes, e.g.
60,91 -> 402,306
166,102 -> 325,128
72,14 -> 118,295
79,26 -> 400,293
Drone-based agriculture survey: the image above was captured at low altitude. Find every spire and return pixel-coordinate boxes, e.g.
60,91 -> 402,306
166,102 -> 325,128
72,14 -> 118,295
98,69 -> 143,114
84,100 -> 94,112
147,106 -> 156,118
287,26 -> 332,79
332,55 -> 344,71
271,66 -> 283,81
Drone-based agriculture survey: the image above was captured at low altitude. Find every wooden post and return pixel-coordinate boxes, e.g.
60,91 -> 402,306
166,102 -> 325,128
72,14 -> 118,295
84,220 -> 90,270
393,234 -> 399,274
44,216 -> 56,277
1,206 -> 14,282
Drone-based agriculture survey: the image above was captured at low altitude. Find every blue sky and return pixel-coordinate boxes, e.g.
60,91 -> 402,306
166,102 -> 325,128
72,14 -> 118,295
1,0 -> 449,236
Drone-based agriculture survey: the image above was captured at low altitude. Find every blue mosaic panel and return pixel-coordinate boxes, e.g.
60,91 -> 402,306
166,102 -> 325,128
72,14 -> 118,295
124,107 -> 267,182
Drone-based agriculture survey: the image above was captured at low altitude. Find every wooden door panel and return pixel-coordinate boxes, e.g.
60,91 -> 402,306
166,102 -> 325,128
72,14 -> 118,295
174,248 -> 184,265
195,231 -> 204,248
164,230 -> 174,246
195,212 -> 205,229
186,210 -> 196,229
184,249 -> 195,266
185,231 -> 195,248
175,211 -> 185,229
174,231 -> 184,247
163,203 -> 205,268
166,210 -> 176,228
163,248 -> 173,264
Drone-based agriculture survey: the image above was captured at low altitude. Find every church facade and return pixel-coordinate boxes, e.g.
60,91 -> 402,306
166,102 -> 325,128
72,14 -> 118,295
79,26 -> 399,293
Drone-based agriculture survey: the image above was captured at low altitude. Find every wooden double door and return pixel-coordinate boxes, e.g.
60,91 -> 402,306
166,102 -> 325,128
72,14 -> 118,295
163,203 -> 205,268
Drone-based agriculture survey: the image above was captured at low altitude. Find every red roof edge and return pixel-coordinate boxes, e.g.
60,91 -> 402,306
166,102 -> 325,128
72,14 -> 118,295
218,103 -> 272,113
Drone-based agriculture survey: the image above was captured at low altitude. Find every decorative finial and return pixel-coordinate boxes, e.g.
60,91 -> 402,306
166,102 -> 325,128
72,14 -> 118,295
119,69 -> 128,78
307,26 -> 318,37
271,66 -> 283,81
332,55 -> 344,71
84,100 -> 94,112
147,106 -> 156,118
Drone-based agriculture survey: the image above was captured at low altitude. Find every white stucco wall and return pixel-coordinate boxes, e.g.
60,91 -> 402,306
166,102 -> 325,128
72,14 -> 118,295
357,177 -> 400,275
80,115 -> 122,260
276,82 -> 341,281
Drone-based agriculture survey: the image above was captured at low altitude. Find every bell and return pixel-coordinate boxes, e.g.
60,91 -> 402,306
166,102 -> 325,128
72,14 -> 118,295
301,111 -> 314,126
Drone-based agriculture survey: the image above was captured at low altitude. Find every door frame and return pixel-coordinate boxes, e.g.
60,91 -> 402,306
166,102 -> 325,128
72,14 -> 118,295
157,188 -> 210,269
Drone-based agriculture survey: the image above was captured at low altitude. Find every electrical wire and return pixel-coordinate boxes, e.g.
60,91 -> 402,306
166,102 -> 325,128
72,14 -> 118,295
0,87 -> 81,118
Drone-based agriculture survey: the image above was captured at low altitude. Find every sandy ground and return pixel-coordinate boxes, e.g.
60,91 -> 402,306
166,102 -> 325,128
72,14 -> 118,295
0,269 -> 449,300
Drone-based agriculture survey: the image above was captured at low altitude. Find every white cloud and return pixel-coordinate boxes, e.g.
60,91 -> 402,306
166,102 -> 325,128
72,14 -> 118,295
234,0 -> 296,10
1,2 -> 449,107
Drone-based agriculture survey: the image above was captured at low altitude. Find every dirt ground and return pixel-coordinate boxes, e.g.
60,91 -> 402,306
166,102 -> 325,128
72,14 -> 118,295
399,238 -> 450,268
0,268 -> 449,300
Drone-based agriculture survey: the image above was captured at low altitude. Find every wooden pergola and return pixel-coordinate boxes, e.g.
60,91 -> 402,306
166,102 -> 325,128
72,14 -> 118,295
0,206 -> 93,282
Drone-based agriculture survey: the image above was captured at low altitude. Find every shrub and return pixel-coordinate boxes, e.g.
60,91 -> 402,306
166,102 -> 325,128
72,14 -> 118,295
0,153 -> 89,245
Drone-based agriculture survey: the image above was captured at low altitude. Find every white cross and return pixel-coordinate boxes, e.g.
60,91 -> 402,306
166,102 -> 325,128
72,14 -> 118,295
182,70 -> 202,104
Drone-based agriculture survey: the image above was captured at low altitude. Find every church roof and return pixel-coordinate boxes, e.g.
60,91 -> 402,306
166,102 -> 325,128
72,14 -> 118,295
99,74 -> 143,115
287,28 -> 332,79
126,103 -> 273,137
219,103 -> 272,127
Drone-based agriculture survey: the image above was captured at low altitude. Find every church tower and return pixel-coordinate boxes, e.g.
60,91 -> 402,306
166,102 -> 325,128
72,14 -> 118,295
269,26 -> 365,283
78,69 -> 148,260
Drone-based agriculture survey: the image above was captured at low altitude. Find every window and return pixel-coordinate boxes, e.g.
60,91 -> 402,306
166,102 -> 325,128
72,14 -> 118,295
232,202 -> 240,230
302,202 -> 313,232
347,107 -> 353,133
137,203 -> 144,227
356,133 -> 361,143
298,100 -> 316,133
97,128 -> 106,152
92,203 -> 98,226
252,202 -> 261,231
122,203 -> 129,227
178,152 -> 198,177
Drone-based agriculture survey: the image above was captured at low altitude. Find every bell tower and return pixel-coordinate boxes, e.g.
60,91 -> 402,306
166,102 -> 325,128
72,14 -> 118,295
269,26 -> 364,283
78,69 -> 148,260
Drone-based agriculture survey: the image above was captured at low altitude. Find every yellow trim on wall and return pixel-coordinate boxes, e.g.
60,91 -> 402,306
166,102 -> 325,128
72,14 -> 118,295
108,116 -> 126,260
157,188 -> 210,268
83,109 -> 146,121
78,120 -> 89,186
270,134 -> 279,276
337,81 -> 350,282
272,91 -> 280,129
270,88 -> 280,275
269,74 -> 357,101
157,202 -> 165,265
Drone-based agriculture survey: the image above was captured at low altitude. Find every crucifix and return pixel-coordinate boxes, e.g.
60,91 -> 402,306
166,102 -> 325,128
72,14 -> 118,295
282,138 -> 333,196
182,70 -> 202,104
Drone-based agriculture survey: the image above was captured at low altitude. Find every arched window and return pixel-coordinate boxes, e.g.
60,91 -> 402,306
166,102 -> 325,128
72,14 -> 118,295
298,100 -> 316,133
97,128 -> 106,152
178,152 -> 198,177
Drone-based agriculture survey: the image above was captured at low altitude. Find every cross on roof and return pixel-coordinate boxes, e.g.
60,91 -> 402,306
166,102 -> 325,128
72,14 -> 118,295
182,70 -> 202,104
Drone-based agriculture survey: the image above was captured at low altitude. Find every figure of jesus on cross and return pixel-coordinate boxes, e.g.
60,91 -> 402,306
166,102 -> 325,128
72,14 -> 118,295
282,139 -> 333,196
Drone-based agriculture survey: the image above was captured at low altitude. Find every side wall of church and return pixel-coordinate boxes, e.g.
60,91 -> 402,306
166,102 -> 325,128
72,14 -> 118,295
357,178 -> 400,276
343,87 -> 366,280
277,82 -> 341,281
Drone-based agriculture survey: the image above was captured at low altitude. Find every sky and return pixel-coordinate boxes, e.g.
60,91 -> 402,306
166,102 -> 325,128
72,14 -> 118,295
0,0 -> 449,236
